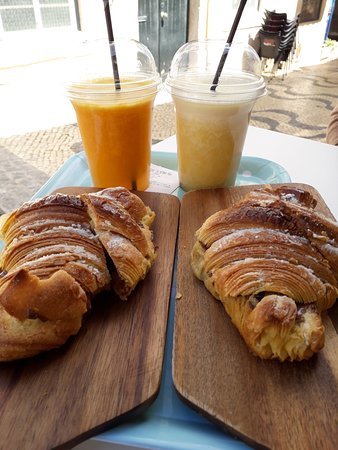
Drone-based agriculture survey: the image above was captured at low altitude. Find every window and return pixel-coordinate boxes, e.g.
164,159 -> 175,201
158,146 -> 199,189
0,0 -> 74,31
300,0 -> 323,23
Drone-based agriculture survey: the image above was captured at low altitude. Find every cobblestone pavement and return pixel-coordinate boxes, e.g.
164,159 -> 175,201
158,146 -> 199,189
154,58 -> 338,142
251,58 -> 338,141
0,57 -> 337,213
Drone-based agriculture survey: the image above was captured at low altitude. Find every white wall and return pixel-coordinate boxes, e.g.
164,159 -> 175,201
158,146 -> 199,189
203,0 -> 331,66
259,0 -> 301,18
78,0 -> 106,38
204,0 -> 262,41
297,0 -> 331,65
110,0 -> 139,40
78,0 -> 139,40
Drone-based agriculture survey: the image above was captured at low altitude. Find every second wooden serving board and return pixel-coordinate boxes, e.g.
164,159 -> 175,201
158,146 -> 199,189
174,183 -> 338,450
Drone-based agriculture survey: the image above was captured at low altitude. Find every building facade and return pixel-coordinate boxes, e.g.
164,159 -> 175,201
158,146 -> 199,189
0,0 -> 336,68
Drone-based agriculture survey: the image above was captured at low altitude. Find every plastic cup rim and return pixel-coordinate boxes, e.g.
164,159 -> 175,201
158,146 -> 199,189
65,72 -> 162,98
165,70 -> 266,102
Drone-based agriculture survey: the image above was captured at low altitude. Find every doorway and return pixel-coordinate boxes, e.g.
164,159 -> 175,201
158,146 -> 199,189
138,0 -> 189,77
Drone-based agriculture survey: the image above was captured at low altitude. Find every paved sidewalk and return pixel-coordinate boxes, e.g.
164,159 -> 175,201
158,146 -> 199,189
0,57 -> 337,213
251,58 -> 338,141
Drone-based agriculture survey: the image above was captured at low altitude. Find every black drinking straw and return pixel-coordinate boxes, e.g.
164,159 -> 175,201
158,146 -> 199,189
103,0 -> 121,90
210,0 -> 247,91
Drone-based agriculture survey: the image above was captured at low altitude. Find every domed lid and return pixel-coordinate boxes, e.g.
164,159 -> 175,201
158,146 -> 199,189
166,41 -> 266,102
66,39 -> 161,99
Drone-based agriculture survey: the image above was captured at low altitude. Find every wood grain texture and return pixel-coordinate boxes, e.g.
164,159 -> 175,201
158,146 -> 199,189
0,189 -> 180,450
174,183 -> 338,450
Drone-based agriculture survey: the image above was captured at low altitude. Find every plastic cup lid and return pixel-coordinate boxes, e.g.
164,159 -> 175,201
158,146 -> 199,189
165,40 -> 266,102
65,39 -> 161,99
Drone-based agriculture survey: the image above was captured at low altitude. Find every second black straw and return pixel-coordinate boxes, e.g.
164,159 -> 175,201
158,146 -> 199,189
210,0 -> 247,91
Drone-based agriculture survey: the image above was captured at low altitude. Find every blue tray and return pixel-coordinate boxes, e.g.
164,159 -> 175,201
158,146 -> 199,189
33,151 -> 291,200
30,151 -> 290,449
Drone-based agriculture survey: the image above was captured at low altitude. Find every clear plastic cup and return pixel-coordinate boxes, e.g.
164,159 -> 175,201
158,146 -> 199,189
66,39 -> 161,191
165,41 -> 266,191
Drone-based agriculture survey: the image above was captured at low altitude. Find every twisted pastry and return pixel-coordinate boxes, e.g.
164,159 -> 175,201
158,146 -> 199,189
191,186 -> 338,361
0,188 -> 155,361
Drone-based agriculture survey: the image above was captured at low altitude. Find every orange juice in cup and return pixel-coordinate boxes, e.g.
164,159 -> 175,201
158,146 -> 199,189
66,41 -> 161,190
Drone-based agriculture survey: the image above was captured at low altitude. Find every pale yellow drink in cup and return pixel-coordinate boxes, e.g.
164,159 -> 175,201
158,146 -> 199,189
174,94 -> 254,191
166,42 -> 266,191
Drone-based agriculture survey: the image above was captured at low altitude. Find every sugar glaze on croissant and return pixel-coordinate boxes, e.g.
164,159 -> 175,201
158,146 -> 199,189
191,186 -> 338,361
0,188 -> 156,361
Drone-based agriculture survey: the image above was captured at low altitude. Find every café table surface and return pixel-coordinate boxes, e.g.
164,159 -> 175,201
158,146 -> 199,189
43,126 -> 338,450
152,126 -> 338,218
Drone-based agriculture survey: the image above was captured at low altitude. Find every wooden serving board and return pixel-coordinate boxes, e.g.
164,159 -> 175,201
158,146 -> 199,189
0,189 -> 180,450
174,183 -> 338,450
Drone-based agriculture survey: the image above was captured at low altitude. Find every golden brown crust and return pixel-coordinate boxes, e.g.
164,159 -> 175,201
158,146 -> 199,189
0,193 -> 111,296
0,194 -> 89,245
83,188 -> 156,300
0,269 -> 88,361
0,269 -> 87,322
191,186 -> 337,361
0,187 -> 156,361
0,304 -> 85,361
197,186 -> 338,249
98,232 -> 152,300
88,188 -> 155,227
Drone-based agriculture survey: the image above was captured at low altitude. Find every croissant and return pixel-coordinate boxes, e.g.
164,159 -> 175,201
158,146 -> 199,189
82,188 -> 155,299
0,188 -> 155,361
191,186 -> 338,361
